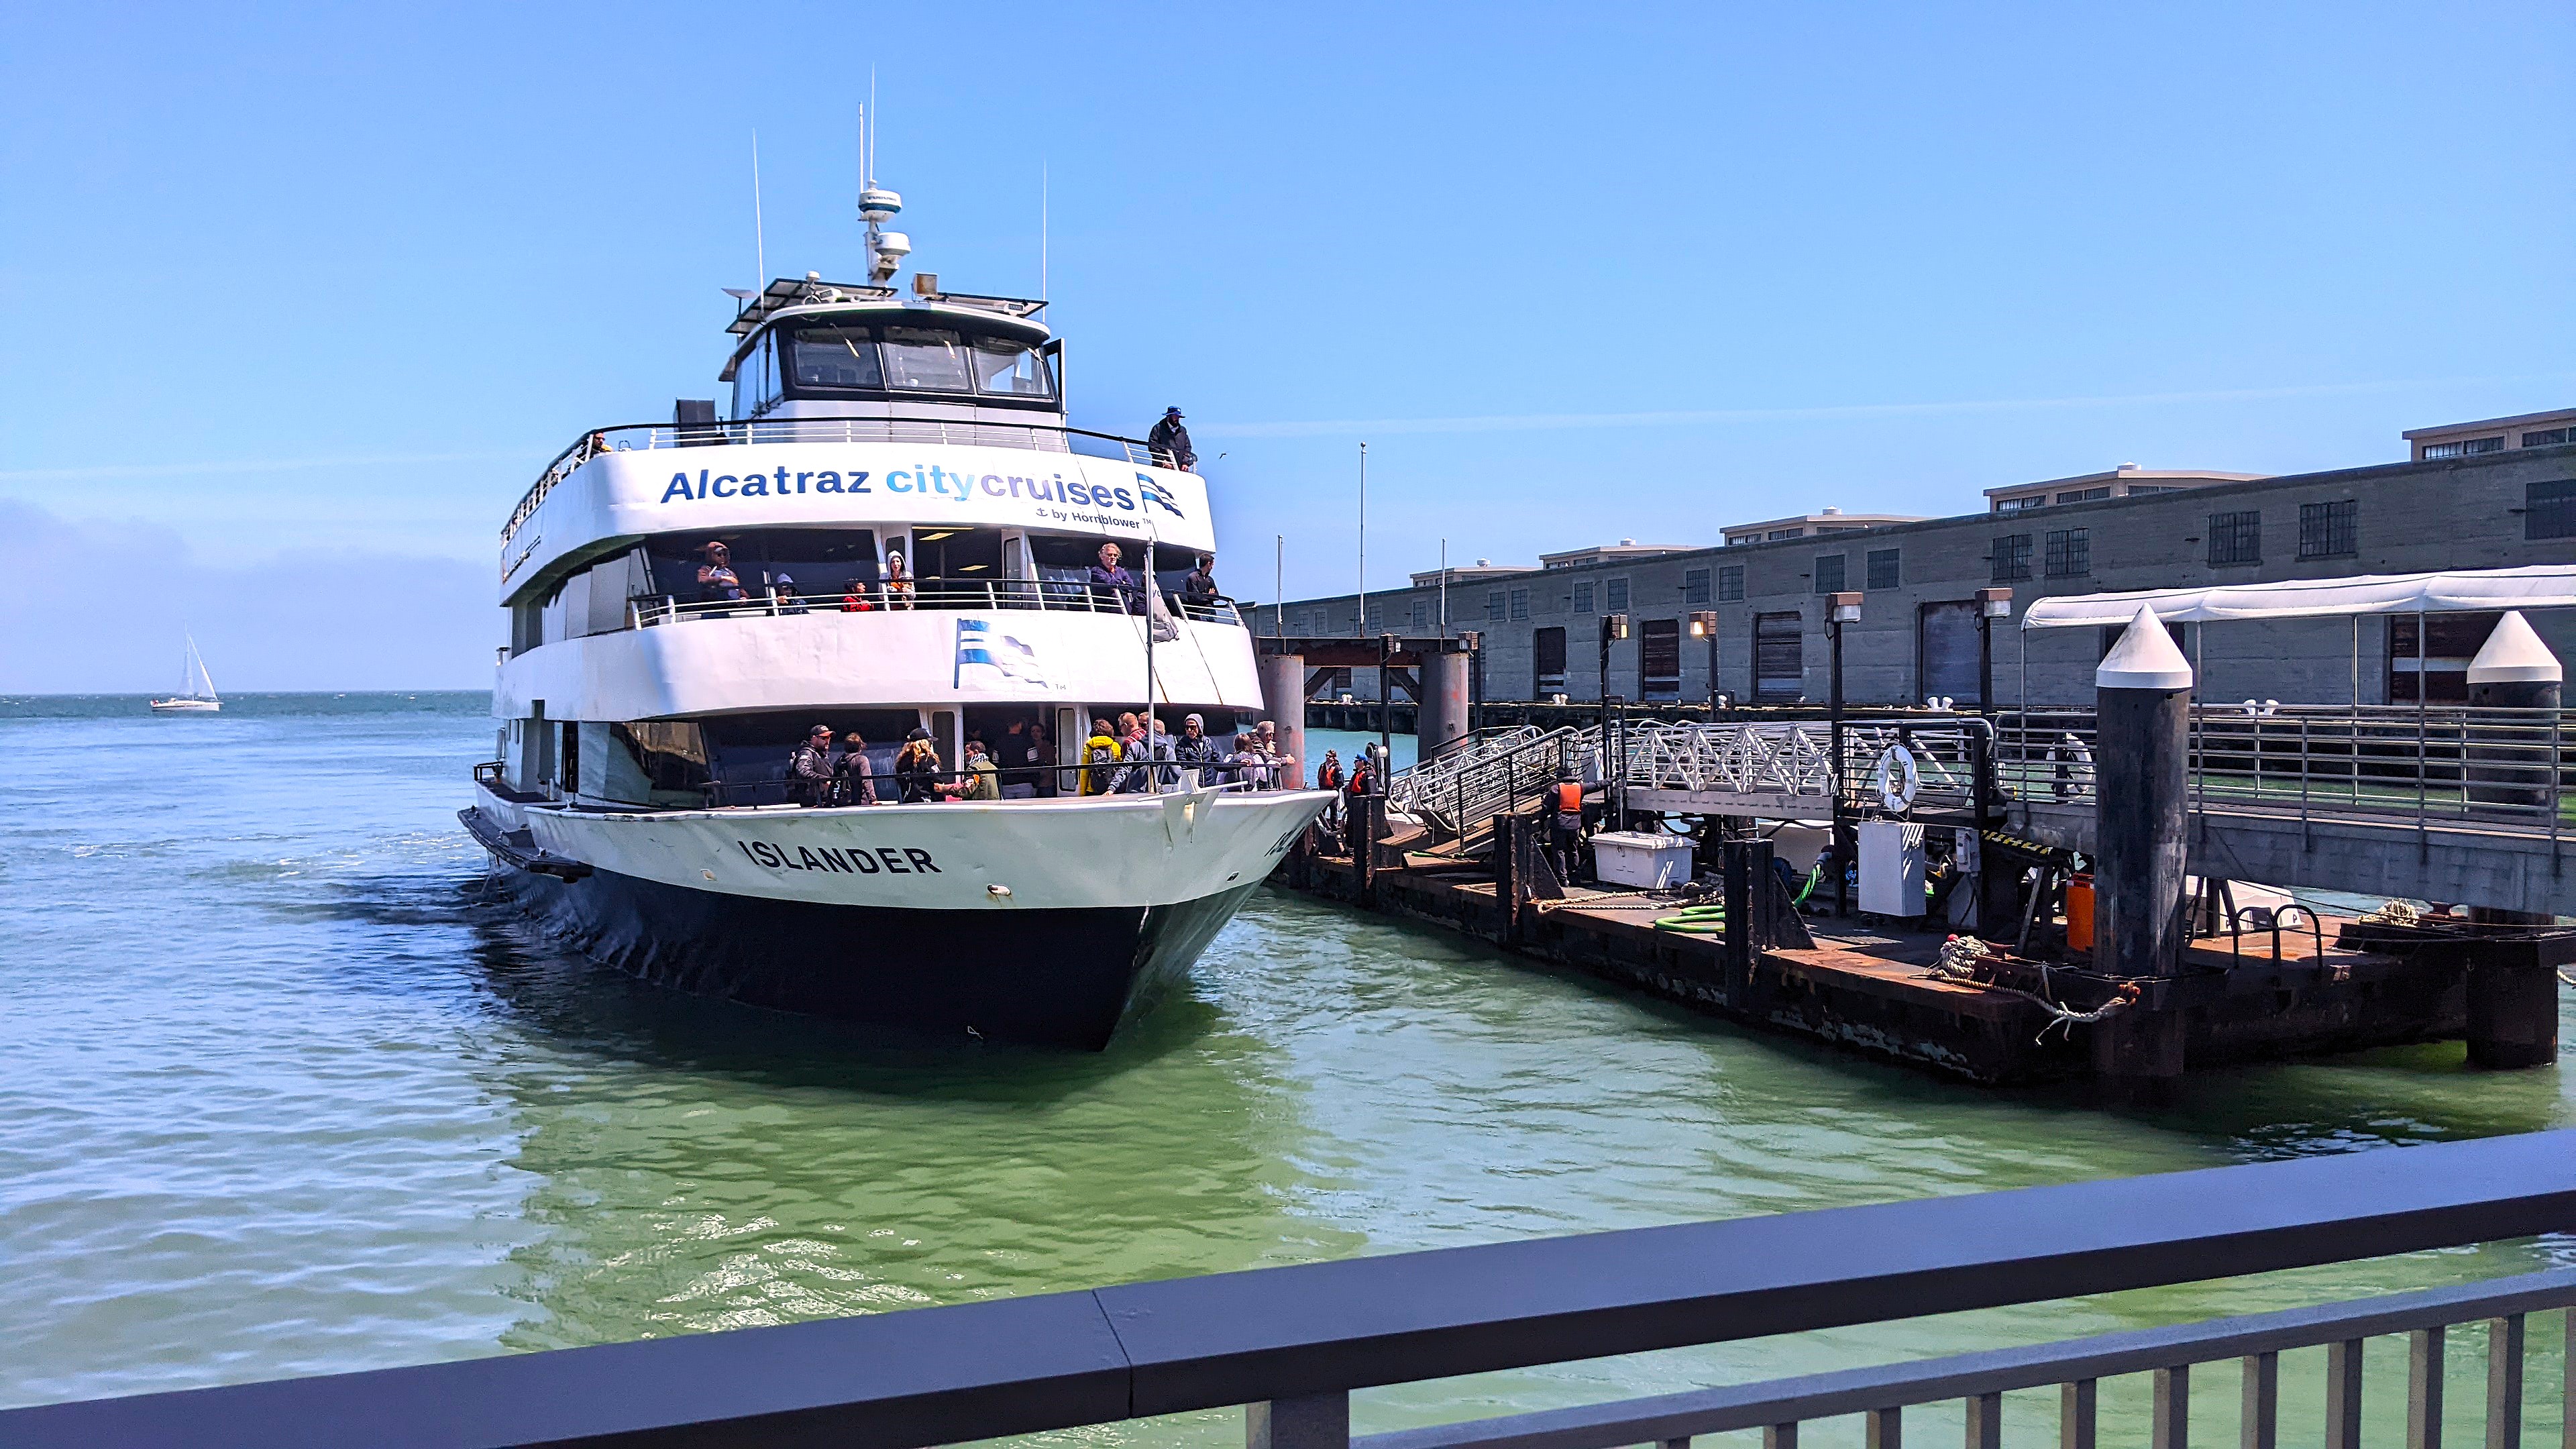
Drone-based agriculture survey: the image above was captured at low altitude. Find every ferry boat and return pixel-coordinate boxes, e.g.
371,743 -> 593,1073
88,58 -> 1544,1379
463,180 -> 1328,1048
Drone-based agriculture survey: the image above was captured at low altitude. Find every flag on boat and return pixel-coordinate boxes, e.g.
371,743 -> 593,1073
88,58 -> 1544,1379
1144,564 -> 1181,643
953,618 -> 1053,690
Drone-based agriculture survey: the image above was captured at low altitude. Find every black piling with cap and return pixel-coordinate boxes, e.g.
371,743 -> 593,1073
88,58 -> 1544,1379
2459,610 -> 2565,1069
2091,607 -> 2194,1084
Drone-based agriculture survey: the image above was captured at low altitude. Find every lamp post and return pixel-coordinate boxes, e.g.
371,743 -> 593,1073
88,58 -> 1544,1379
1976,587 -> 2011,713
1826,591 -> 1862,916
1600,612 -> 1630,826
1689,609 -> 1719,710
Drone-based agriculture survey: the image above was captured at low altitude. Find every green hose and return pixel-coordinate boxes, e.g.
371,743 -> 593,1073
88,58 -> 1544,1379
1652,902 -> 1728,934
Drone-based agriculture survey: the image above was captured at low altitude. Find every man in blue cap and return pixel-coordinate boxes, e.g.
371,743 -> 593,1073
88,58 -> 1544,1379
1147,406 -> 1197,471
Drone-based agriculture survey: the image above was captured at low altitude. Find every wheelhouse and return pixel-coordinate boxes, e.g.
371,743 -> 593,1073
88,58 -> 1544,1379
721,280 -> 1061,423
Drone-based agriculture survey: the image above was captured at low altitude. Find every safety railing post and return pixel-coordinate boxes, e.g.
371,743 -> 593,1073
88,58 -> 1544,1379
2151,1364 -> 2188,1449
2241,1352 -> 2278,1449
2326,1338 -> 2365,1449
2487,1315 -> 2525,1449
2408,1327 -> 2444,1449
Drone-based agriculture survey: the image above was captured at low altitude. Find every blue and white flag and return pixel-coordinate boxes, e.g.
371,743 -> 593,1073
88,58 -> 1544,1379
1134,472 -> 1186,518
953,618 -> 1053,690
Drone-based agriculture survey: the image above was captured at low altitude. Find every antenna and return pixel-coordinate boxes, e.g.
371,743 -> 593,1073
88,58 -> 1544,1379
857,83 -> 908,285
751,132 -> 766,288
1040,162 -> 1049,301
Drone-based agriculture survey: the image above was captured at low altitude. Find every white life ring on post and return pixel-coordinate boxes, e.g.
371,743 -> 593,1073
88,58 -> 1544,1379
1872,745 -> 1921,812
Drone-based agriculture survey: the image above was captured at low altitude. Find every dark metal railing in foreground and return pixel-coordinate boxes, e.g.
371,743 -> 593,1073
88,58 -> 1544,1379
6,1132 -> 2573,1449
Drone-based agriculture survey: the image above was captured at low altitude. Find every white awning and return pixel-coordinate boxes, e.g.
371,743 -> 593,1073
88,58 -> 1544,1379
2018,565 -> 2576,631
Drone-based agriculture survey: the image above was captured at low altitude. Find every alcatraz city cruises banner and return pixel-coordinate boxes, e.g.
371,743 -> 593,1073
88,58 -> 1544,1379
502,441 -> 1216,595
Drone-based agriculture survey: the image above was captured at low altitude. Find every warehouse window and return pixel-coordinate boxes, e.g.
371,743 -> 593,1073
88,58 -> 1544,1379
1991,533 -> 2032,582
1410,599 -> 1428,630
2523,429 -> 2571,447
1813,554 -> 1846,594
1605,577 -> 1630,611
1718,565 -> 1744,602
1509,588 -> 1529,621
2423,437 -> 2505,459
2044,528 -> 2089,578
2530,480 -> 2576,541
1573,581 -> 1594,613
2299,500 -> 2357,559
1486,592 -> 1505,623
1866,549 -> 1900,590
2054,486 -> 2110,504
2208,511 -> 2262,566
1682,568 -> 1711,605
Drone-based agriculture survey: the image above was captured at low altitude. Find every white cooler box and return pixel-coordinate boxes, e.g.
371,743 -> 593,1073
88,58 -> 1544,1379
1591,831 -> 1695,888
1857,820 -> 1927,916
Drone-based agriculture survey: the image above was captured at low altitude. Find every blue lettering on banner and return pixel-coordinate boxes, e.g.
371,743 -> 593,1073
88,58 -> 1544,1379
712,474 -> 737,497
641,449 -> 1190,519
888,470 -> 912,492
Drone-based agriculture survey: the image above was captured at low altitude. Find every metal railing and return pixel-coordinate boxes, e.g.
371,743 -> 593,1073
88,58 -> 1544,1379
504,415 -> 1179,545
7,1130 -> 2571,1449
2000,704 -> 2571,843
621,580 -> 1242,629
1392,727 -> 1585,844
690,757 -> 1286,808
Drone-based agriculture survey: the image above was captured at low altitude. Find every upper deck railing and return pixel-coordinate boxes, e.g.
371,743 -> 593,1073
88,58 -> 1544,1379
614,580 -> 1243,630
503,415 -> 1181,546
5,1131 -> 2571,1449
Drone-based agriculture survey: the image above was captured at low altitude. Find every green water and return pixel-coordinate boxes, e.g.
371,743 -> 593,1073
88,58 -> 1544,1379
1,700 -> 2568,1445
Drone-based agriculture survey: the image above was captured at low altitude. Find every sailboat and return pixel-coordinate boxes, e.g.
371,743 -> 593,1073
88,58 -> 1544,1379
150,635 -> 222,713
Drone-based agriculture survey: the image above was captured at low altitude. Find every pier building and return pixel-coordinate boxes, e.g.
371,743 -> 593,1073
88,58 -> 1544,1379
1251,433 -> 2576,711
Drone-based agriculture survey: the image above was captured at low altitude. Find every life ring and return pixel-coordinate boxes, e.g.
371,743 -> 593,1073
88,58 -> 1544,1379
1871,745 -> 1921,812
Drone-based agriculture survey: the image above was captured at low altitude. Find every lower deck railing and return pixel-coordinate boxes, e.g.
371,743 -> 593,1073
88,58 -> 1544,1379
6,1132 -> 2572,1448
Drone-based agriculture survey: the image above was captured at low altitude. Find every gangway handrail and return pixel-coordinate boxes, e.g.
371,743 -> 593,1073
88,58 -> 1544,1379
6,1130 -> 2572,1448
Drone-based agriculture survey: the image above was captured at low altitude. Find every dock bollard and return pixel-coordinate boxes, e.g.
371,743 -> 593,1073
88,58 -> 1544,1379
2091,606 -> 2194,1083
2461,610 -> 2563,1069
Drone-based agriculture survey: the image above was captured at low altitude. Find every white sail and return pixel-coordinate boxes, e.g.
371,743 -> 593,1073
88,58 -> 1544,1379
150,634 -> 222,712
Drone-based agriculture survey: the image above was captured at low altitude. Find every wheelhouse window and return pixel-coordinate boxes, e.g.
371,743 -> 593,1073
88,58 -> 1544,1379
787,325 -> 884,390
971,336 -> 1055,398
879,327 -> 974,392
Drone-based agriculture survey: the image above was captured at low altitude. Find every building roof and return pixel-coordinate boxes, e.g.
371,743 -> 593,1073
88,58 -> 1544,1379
1537,539 -> 1699,569
1407,561 -> 1530,587
1721,510 -> 1925,537
1982,465 -> 2266,500
2402,407 -> 2576,440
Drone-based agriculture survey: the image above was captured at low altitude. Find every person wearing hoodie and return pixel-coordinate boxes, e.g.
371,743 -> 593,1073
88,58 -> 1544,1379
1173,712 -> 1222,787
1080,718 -> 1122,796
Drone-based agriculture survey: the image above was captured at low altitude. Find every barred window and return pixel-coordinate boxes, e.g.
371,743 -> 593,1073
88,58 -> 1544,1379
2044,528 -> 2090,578
1486,592 -> 1506,623
1717,565 -> 1744,602
1573,581 -> 1594,613
2423,436 -> 2504,459
1813,554 -> 1846,594
1992,533 -> 2032,582
1508,588 -> 1529,621
1365,605 -> 1383,632
2530,480 -> 2576,541
1605,577 -> 1630,611
2299,500 -> 2357,559
2208,511 -> 2262,566
1866,549 -> 1900,590
1410,599 -> 1428,629
2523,429 -> 2571,447
1683,567 -> 1712,605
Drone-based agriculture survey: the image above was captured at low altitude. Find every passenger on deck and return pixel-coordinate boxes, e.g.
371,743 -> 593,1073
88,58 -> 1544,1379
772,574 -> 808,614
1175,713 -> 1221,786
1316,749 -> 1344,825
894,727 -> 942,803
882,549 -> 916,610
1148,407 -> 1197,472
1001,717 -> 1044,800
1088,543 -> 1143,614
835,731 -> 877,806
954,738 -> 1002,801
787,724 -> 835,806
696,542 -> 746,610
1250,720 -> 1287,788
1080,718 -> 1121,795
1181,557 -> 1219,608
841,579 -> 871,612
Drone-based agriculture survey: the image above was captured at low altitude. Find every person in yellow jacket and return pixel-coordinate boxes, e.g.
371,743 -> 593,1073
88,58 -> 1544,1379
1079,718 -> 1123,795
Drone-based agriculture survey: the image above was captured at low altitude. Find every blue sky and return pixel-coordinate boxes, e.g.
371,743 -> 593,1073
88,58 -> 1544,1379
3,2 -> 2569,689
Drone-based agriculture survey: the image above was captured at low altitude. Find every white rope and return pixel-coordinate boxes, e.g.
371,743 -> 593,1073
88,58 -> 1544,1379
1921,934 -> 2143,1041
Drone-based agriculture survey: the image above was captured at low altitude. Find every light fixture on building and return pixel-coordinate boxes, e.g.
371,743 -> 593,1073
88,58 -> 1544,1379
1978,586 -> 2013,619
1687,610 -> 1717,637
1828,592 -> 1863,625
1604,613 -> 1631,640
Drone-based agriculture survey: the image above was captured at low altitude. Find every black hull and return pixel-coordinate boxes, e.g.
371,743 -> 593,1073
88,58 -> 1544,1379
496,862 -> 1260,1049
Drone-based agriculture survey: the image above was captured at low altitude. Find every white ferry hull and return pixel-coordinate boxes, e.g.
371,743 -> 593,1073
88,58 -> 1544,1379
471,785 -> 1328,1048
